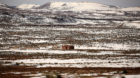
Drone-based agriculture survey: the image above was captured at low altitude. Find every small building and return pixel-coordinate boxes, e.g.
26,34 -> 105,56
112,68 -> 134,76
62,45 -> 74,50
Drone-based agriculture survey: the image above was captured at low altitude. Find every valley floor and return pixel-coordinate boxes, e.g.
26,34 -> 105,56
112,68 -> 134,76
0,24 -> 140,78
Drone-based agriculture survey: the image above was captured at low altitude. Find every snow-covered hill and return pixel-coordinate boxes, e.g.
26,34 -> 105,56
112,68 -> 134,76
0,2 -> 140,28
17,4 -> 40,9
39,2 -> 119,12
122,7 -> 140,11
0,3 -> 11,9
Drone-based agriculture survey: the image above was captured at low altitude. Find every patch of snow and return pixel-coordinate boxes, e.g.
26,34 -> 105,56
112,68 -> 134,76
0,49 -> 122,55
29,40 -> 49,43
111,74 -> 125,78
17,4 -> 40,9
75,43 -> 135,50
125,75 -> 140,78
79,73 -> 98,76
49,27 -> 85,31
24,73 -> 43,77
24,73 -> 46,78
4,58 -> 140,68
31,77 -> 46,78
124,21 -> 140,28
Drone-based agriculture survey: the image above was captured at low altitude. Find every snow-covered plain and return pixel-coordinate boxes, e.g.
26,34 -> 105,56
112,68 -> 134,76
0,2 -> 140,78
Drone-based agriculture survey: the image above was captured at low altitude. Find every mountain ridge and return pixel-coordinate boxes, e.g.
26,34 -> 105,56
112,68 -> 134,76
38,2 -> 119,12
17,4 -> 40,9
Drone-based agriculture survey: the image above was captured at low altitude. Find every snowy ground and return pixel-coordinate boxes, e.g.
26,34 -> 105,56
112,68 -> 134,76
2,58 -> 139,68
0,3 -> 140,77
0,25 -> 140,78
0,25 -> 140,67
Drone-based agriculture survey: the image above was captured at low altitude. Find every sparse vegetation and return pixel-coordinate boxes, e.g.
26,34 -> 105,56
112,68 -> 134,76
0,2 -> 140,78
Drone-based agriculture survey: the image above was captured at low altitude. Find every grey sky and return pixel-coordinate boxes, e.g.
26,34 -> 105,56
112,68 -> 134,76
0,0 -> 140,7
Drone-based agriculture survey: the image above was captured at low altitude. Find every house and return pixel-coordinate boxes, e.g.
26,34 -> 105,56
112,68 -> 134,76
62,45 -> 74,50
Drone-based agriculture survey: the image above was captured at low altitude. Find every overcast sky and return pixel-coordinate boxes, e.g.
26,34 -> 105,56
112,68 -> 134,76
0,0 -> 140,7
